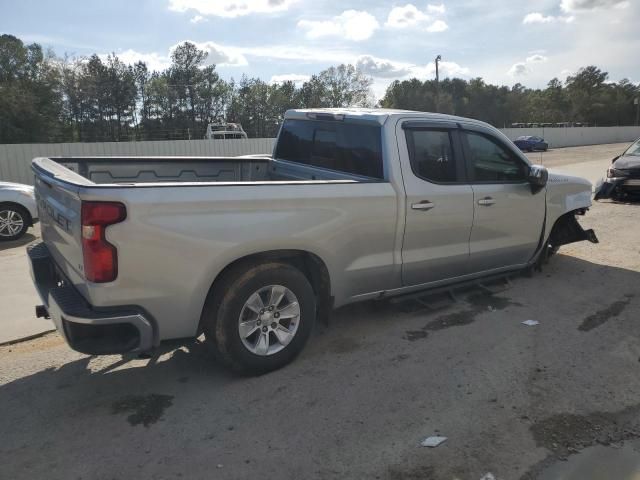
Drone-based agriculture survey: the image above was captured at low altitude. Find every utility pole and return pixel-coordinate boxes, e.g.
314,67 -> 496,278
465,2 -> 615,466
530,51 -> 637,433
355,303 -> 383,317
635,97 -> 639,126
435,54 -> 442,113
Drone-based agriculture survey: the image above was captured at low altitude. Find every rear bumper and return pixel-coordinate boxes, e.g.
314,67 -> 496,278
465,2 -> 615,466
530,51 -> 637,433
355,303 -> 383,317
27,242 -> 155,355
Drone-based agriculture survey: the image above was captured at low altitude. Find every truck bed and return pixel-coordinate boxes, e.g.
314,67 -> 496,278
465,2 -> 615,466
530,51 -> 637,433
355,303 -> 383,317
35,156 -> 369,186
31,152 -> 398,345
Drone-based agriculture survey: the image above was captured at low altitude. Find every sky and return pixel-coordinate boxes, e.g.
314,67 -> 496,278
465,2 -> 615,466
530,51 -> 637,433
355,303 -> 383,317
2,0 -> 639,98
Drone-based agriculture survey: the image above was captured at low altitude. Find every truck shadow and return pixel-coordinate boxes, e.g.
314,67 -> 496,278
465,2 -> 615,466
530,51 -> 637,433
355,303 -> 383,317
1,254 -> 639,478
0,233 -> 36,252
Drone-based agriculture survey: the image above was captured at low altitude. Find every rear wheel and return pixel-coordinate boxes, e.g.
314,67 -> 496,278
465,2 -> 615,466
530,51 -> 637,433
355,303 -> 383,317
202,262 -> 316,375
0,204 -> 29,241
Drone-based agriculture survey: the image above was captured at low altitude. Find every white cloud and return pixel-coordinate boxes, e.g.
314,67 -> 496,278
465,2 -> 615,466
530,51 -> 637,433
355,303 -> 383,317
233,44 -> 356,64
359,57 -> 466,98
508,54 -> 549,77
356,54 -> 469,80
525,0 -> 628,26
386,4 -> 430,27
107,42 -> 248,71
297,10 -> 379,41
560,0 -> 629,12
270,73 -> 310,85
190,15 -> 207,23
523,12 -> 574,24
426,19 -> 448,32
526,54 -> 548,63
423,60 -> 470,78
168,0 -> 297,18
170,41 -> 248,66
385,3 -> 448,32
523,12 -> 554,23
507,62 -> 528,77
427,3 -> 446,14
356,55 -> 411,78
105,50 -> 171,71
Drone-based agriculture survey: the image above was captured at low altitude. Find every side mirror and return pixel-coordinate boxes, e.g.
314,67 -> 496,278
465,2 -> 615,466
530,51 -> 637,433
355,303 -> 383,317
528,164 -> 548,193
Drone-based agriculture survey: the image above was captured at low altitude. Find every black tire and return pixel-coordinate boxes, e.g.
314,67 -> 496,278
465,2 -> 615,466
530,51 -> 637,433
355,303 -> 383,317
201,262 -> 316,375
0,203 -> 29,241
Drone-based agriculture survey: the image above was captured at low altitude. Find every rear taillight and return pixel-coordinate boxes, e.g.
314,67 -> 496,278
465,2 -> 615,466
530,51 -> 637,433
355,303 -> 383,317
81,201 -> 126,283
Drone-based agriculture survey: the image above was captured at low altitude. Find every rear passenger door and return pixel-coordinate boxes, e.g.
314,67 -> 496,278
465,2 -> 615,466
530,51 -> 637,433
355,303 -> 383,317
398,122 -> 474,286
461,128 -> 545,272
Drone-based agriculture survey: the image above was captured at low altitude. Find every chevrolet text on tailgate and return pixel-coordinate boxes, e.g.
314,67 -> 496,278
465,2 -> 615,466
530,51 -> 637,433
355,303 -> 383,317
29,108 -> 598,375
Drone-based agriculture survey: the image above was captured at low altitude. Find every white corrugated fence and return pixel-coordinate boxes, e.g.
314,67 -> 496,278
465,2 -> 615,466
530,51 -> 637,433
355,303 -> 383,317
0,138 -> 276,185
1,127 -> 639,185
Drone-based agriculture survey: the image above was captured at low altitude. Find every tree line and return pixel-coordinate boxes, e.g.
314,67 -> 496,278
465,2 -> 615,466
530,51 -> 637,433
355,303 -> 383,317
0,33 -> 638,144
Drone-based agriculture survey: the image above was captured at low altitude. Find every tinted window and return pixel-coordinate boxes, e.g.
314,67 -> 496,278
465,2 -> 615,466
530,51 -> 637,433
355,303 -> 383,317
405,129 -> 457,183
275,119 -> 383,179
464,131 -> 528,182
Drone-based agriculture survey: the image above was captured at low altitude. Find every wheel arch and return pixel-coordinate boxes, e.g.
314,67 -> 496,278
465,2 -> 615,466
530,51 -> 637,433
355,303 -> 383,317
546,209 -> 597,249
198,249 -> 332,334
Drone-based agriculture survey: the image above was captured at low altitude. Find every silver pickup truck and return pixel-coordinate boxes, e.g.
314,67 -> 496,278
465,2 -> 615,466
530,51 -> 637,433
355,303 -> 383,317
29,108 -> 597,374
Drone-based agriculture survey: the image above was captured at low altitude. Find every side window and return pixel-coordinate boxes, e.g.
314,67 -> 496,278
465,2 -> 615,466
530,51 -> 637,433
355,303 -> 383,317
405,129 -> 457,183
464,131 -> 528,182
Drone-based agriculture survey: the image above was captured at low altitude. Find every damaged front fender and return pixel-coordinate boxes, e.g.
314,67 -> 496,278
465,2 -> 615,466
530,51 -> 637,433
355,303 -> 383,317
549,212 -> 599,249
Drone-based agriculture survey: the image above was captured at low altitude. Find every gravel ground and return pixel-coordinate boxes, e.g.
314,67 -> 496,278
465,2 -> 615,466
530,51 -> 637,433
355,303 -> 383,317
1,145 -> 639,480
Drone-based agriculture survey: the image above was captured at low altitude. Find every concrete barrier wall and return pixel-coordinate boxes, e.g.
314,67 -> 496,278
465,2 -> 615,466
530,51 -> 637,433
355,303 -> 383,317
501,126 -> 640,148
1,126 -> 639,185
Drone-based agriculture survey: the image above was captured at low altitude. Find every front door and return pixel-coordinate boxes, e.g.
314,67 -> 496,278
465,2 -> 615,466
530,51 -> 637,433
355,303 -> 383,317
461,129 -> 546,272
398,121 -> 474,286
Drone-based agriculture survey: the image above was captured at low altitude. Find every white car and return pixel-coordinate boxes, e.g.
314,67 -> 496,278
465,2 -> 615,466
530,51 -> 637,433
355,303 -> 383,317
0,181 -> 38,241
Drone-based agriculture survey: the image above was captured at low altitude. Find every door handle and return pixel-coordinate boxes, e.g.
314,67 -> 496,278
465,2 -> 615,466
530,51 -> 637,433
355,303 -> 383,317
477,197 -> 495,206
412,201 -> 435,211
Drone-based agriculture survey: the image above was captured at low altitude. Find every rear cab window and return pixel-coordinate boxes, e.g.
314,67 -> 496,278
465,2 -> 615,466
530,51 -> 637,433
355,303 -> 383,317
274,119 -> 384,179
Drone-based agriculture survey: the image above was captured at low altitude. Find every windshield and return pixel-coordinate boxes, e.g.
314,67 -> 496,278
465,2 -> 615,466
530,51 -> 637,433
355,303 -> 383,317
623,138 -> 640,156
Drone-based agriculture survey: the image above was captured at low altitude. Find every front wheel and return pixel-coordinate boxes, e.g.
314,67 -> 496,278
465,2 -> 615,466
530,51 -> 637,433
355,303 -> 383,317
0,205 -> 29,241
202,262 -> 316,375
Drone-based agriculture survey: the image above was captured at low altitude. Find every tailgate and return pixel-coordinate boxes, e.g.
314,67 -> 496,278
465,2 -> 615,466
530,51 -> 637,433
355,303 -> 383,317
33,160 -> 86,288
